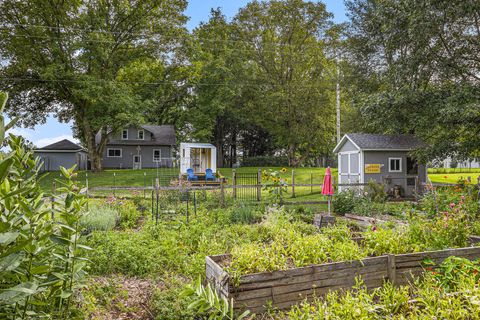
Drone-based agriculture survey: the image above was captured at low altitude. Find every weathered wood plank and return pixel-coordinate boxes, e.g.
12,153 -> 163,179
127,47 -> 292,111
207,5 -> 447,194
395,247 -> 480,263
238,256 -> 387,285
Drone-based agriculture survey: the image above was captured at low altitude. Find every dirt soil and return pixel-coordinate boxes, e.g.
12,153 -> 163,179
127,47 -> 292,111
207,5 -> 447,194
90,276 -> 158,320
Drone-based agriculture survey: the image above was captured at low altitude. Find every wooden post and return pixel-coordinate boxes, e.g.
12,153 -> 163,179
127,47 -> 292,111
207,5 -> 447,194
387,254 -> 396,285
220,178 -> 225,207
310,172 -> 313,194
232,169 -> 237,199
291,170 -> 296,198
113,172 -> 116,197
257,169 -> 261,201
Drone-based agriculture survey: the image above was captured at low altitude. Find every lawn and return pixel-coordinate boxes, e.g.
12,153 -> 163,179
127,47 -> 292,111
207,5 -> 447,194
428,173 -> 480,184
39,166 -> 335,190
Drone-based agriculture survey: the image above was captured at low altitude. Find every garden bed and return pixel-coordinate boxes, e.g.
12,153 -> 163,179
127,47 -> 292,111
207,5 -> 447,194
206,246 -> 480,313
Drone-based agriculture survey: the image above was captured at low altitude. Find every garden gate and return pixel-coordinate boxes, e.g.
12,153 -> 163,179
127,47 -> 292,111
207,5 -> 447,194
232,170 -> 261,202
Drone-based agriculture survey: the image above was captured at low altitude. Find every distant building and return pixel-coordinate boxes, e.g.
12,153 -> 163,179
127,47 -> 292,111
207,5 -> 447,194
333,133 -> 427,197
95,124 -> 176,169
34,139 -> 88,171
441,157 -> 480,169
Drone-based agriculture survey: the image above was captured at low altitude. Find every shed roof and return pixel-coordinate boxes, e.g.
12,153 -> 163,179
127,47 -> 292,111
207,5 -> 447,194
333,133 -> 424,153
180,142 -> 216,149
36,139 -> 84,152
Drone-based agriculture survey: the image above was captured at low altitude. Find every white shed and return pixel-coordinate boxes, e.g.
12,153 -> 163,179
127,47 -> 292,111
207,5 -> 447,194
180,143 -> 217,174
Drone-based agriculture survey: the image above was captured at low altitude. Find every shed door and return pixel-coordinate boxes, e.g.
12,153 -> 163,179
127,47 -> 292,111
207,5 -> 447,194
339,152 -> 360,186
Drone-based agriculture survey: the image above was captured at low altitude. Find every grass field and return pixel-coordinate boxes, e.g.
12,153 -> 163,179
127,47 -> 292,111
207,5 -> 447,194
39,167 -> 336,203
428,173 -> 480,184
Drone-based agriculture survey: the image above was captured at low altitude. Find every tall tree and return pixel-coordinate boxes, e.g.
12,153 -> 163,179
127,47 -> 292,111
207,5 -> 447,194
346,0 -> 480,161
0,0 -> 187,171
233,0 -> 337,166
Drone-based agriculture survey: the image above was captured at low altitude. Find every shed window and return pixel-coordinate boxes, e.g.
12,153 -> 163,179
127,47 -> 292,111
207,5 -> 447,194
138,130 -> 144,140
153,149 -> 161,162
107,148 -> 122,158
389,158 -> 402,172
406,157 -> 418,175
122,129 -> 128,140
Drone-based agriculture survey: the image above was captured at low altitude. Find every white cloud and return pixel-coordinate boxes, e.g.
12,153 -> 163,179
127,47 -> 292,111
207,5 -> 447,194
35,135 -> 79,148
9,127 -> 33,139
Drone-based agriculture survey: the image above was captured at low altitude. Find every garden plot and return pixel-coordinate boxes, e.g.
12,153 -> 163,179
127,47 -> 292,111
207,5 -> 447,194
206,246 -> 480,313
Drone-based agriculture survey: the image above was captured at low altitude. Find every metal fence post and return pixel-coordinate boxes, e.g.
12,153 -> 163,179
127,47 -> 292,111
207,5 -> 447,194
257,169 -> 261,201
232,169 -> 237,200
155,178 -> 159,225
291,170 -> 296,198
143,172 -> 146,199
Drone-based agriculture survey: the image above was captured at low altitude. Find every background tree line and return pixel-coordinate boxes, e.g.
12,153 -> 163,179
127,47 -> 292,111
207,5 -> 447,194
1,0 -> 478,170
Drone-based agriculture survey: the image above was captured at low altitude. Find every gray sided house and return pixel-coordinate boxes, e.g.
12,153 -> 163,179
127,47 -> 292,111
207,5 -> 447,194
96,125 -> 176,169
333,133 -> 427,197
34,139 -> 88,171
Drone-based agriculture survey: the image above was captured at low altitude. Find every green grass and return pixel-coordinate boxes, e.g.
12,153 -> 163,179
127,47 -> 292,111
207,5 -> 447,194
39,167 -> 335,191
428,173 -> 480,184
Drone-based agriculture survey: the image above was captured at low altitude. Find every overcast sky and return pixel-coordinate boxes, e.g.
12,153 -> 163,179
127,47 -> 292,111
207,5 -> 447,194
8,0 -> 347,148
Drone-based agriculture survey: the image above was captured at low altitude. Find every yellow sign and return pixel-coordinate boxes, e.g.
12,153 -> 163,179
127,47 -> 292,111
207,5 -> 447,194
365,164 -> 381,174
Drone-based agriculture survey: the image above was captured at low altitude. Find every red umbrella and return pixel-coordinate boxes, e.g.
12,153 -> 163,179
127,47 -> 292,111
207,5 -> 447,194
322,167 -> 334,215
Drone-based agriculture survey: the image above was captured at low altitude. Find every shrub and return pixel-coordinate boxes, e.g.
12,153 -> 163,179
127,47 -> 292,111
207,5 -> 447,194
333,190 -> 357,215
229,204 -> 263,224
81,205 -> 119,232
240,156 -> 289,167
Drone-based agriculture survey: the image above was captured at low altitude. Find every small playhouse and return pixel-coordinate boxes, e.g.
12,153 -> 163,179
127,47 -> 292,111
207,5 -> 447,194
333,133 -> 427,198
179,143 -> 218,182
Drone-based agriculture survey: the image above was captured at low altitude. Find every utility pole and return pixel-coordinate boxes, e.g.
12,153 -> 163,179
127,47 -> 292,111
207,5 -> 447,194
336,63 -> 341,144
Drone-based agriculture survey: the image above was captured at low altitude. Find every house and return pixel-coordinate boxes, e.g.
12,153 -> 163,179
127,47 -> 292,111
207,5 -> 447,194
96,125 -> 176,169
34,139 -> 88,171
333,133 -> 427,197
179,143 -> 217,175
441,156 -> 480,169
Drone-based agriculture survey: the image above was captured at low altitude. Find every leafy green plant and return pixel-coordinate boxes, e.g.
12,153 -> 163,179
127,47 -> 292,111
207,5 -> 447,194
81,205 -> 119,232
262,168 -> 288,204
229,204 -> 263,224
181,277 -> 250,320
333,189 -> 357,215
0,93 -> 89,319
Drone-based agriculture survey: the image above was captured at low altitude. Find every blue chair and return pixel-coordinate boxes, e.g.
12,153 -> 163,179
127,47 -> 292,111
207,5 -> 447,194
187,168 -> 198,181
205,168 -> 215,181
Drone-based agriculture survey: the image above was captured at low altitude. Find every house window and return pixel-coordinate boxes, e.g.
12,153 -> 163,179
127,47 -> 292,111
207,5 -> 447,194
138,130 -> 144,140
153,149 -> 161,162
107,148 -> 122,158
122,129 -> 128,140
389,158 -> 402,172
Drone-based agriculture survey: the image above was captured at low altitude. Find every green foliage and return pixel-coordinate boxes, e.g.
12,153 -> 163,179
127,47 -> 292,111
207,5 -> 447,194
229,204 -> 263,224
286,258 -> 480,319
0,99 -> 89,319
333,189 -> 357,215
241,156 -> 289,167
181,277 -> 250,320
81,205 -> 119,232
262,168 -> 289,204
104,196 -> 143,229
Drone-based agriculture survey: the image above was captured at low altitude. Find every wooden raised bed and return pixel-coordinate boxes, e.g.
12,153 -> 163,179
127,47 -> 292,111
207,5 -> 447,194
206,246 -> 480,313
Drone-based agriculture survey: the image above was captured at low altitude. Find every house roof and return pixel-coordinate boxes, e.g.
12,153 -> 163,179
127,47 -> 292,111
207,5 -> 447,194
36,139 -> 85,152
141,125 -> 176,145
96,124 -> 176,146
333,133 -> 424,153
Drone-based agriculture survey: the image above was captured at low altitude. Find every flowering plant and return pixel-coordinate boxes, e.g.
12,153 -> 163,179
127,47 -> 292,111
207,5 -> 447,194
262,168 -> 288,204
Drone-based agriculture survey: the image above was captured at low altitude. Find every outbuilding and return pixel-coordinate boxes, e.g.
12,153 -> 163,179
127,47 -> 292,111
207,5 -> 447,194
34,139 -> 88,171
179,143 -> 217,175
333,133 -> 427,197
